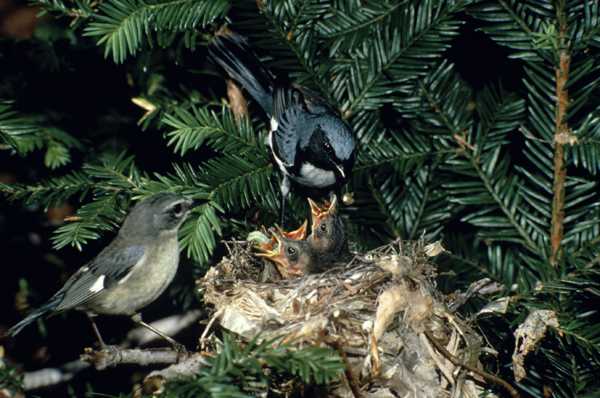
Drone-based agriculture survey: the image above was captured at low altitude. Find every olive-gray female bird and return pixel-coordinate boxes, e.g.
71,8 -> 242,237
6,193 -> 194,351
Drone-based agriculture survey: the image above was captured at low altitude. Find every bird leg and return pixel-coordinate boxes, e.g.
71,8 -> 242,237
280,175 -> 291,227
86,313 -> 107,349
130,313 -> 187,353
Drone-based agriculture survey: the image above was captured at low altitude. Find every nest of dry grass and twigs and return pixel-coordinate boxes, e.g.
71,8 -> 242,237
197,240 -> 508,398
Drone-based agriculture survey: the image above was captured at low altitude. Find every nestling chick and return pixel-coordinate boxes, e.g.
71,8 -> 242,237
6,193 -> 194,351
307,194 -> 348,268
255,222 -> 315,279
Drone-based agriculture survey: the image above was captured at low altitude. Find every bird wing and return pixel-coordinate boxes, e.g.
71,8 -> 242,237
271,86 -> 309,167
55,244 -> 146,311
290,84 -> 332,114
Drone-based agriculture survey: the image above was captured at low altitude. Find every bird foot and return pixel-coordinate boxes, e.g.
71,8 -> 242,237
81,345 -> 121,370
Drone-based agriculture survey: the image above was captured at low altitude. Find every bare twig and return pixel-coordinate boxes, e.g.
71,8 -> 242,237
424,330 -> 520,398
23,360 -> 90,391
22,312 -> 200,390
81,346 -> 185,371
550,9 -> 571,267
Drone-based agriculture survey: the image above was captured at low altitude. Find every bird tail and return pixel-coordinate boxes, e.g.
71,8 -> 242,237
5,296 -> 61,337
208,31 -> 274,115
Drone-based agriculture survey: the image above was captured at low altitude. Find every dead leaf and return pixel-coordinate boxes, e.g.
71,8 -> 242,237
512,310 -> 559,381
477,297 -> 510,316
424,241 -> 446,257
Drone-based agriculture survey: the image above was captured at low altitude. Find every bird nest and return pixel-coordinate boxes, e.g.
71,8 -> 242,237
199,239 -> 497,398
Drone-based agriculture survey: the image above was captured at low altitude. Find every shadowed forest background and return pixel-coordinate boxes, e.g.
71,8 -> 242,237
1,0 -> 600,397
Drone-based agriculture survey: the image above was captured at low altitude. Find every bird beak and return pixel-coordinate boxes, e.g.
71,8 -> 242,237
335,164 -> 346,179
190,198 -> 204,208
254,228 -> 281,254
254,231 -> 302,278
275,220 -> 308,240
308,198 -> 323,218
307,197 -> 328,233
308,196 -> 337,221
327,194 -> 338,216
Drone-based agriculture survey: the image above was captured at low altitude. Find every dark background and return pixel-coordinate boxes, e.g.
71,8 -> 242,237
0,2 -> 523,396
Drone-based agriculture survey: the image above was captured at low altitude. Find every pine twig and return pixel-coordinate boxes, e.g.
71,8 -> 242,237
550,8 -> 571,267
423,330 -> 520,398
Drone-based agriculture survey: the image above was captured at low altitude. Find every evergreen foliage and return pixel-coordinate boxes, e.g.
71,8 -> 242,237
0,101 -> 82,169
2,0 -> 600,396
163,335 -> 344,397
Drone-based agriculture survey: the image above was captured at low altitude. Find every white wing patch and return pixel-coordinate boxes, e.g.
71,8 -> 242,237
89,275 -> 106,293
116,251 -> 147,285
270,117 -> 279,132
268,130 -> 291,176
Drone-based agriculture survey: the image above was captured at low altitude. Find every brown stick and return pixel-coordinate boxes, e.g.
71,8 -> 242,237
424,330 -> 520,398
550,17 -> 571,267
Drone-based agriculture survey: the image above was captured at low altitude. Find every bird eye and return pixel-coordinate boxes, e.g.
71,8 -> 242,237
320,224 -> 327,232
171,203 -> 183,215
287,246 -> 297,256
324,141 -> 332,152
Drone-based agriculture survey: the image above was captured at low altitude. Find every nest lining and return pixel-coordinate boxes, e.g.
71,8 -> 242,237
198,240 -> 497,398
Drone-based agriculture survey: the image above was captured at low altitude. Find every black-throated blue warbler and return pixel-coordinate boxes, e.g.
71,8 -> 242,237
209,31 -> 357,224
6,193 -> 194,351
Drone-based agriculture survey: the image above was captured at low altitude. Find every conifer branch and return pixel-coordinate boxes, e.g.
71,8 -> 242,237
367,175 -> 400,237
550,5 -> 571,267
319,2 -> 402,40
497,0 -> 534,36
344,1 -> 467,115
418,72 -> 538,251
470,158 -> 538,251
259,5 -> 333,105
